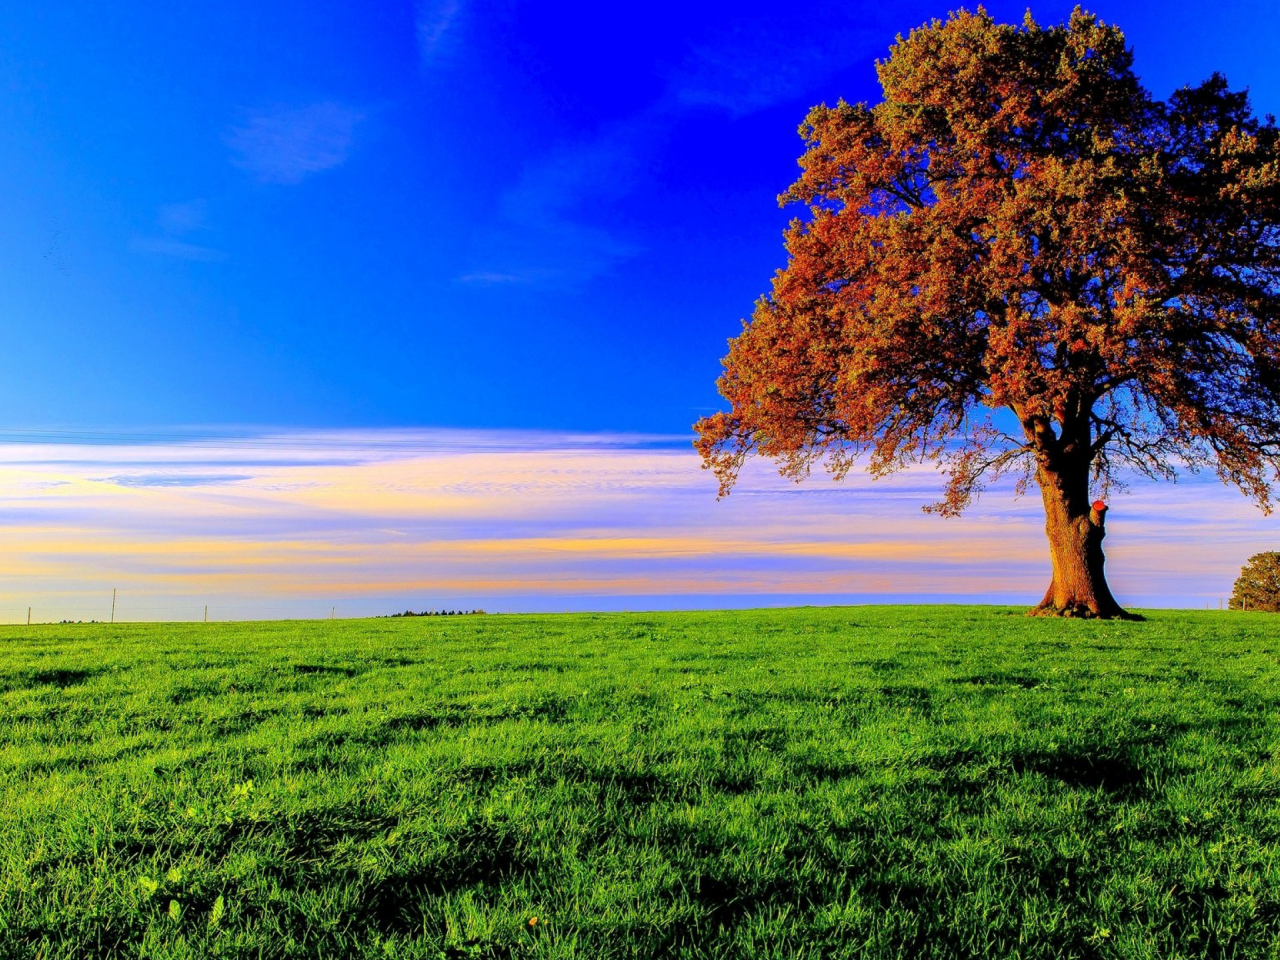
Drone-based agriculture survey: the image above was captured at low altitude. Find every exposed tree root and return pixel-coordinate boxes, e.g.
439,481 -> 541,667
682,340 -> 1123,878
1028,602 -> 1144,621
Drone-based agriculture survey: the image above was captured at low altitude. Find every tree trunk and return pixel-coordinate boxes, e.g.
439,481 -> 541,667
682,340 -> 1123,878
1029,462 -> 1135,619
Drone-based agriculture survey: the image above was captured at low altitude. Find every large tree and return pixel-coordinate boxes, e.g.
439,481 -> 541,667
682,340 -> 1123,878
695,8 -> 1280,619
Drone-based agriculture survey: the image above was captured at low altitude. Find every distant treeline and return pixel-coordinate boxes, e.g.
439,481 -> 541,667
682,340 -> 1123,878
382,609 -> 486,618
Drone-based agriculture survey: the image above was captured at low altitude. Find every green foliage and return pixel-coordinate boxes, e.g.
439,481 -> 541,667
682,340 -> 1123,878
1,608 -> 1280,958
1230,551 -> 1280,611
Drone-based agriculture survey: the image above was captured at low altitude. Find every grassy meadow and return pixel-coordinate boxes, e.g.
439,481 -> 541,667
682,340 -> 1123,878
1,606 -> 1279,959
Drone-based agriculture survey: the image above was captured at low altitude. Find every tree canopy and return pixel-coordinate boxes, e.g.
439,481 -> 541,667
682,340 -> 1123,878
695,7 -> 1280,616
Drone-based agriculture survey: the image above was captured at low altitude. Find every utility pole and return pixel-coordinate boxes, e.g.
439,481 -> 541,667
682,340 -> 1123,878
204,604 -> 208,623
330,606 -> 335,620
111,588 -> 117,624
27,607 -> 31,626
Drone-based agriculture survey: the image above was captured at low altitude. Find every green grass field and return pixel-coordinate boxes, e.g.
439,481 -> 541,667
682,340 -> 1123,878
2,607 -> 1279,959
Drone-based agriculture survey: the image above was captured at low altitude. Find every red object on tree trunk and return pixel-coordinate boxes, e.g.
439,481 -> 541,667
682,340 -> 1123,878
1092,501 -> 1107,513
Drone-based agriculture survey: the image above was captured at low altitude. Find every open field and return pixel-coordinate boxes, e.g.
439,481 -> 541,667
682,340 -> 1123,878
2,607 -> 1279,959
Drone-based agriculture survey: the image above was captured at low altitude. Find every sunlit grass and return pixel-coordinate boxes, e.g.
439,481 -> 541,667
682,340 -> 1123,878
1,606 -> 1279,958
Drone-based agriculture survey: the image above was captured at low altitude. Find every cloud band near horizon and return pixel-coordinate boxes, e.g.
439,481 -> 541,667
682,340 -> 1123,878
0,428 -> 1272,622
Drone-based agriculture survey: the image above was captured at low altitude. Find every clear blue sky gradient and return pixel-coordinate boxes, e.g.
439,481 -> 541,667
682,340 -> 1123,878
2,0 -> 1278,436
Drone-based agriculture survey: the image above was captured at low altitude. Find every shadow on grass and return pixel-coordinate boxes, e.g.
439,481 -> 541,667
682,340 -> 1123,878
1011,748 -> 1145,793
293,663 -> 359,677
915,739 -> 1162,798
0,667 -> 99,692
359,823 -> 541,935
952,672 -> 1042,689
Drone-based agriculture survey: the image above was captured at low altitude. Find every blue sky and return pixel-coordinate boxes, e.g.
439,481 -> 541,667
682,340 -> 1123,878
1,2 -> 1278,619
2,0 -> 1277,435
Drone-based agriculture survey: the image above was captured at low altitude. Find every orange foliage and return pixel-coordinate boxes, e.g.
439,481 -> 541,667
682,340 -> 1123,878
696,8 -> 1280,520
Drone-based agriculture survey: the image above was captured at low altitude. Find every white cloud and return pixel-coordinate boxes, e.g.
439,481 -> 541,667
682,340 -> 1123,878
458,270 -> 549,285
669,17 -> 883,117
227,102 -> 364,185
129,237 -> 226,262
453,6 -> 893,286
417,0 -> 462,64
460,114 -> 656,286
132,199 -> 224,261
157,200 -> 208,235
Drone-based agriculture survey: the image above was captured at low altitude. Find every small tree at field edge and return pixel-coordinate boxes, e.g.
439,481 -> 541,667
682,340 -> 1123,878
1230,553 -> 1280,612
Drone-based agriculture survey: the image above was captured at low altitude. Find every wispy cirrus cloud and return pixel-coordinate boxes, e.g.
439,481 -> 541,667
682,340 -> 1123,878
132,198 -> 225,262
417,0 -> 463,64
156,200 -> 209,234
101,474 -> 251,488
0,428 -> 1272,621
227,102 -> 364,185
666,7 -> 895,117
459,114 -> 655,287
129,237 -> 225,262
455,5 -> 901,287
458,269 -> 553,285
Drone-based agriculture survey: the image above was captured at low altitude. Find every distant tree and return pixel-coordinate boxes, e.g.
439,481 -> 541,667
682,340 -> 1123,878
695,8 -> 1280,619
1230,553 -> 1280,611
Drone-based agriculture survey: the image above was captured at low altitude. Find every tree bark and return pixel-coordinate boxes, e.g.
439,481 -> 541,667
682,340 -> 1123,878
1029,461 -> 1135,619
